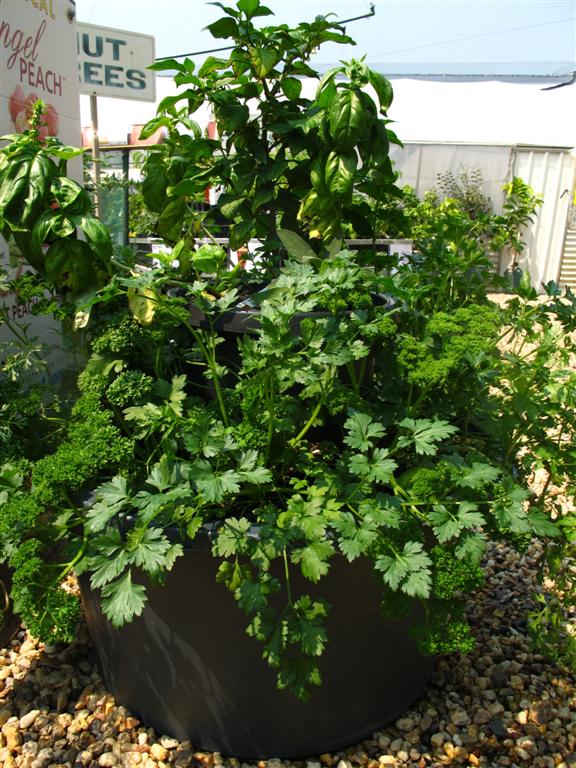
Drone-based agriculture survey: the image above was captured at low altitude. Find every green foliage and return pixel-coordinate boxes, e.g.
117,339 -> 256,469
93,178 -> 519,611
0,459 -> 83,643
31,392 -> 132,505
528,541 -> 576,670
54,248 -> 574,698
430,546 -> 484,599
141,0 -> 399,272
436,168 -> 492,220
106,370 -> 155,407
0,0 -> 574,706
491,177 -> 543,264
0,101 -> 112,314
410,600 -> 476,655
0,280 -> 66,463
0,381 -> 132,642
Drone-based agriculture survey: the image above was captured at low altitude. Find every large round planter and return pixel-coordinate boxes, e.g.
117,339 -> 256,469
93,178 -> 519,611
80,532 -> 434,759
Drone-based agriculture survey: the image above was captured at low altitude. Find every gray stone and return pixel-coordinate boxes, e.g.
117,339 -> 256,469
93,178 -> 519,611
473,708 -> 492,725
488,718 -> 509,738
419,713 -> 433,732
530,702 -> 555,725
174,750 -> 193,768
395,717 -> 414,733
450,708 -> 470,727
490,669 -> 508,688
22,741 -> 40,756
430,733 -> 445,748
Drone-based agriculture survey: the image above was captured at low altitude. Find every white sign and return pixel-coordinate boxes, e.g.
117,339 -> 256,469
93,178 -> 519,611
77,22 -> 155,102
0,0 -> 82,387
0,0 -> 80,142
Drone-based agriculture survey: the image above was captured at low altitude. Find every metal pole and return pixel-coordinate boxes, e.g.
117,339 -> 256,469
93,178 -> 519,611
122,148 -> 130,247
90,93 -> 102,217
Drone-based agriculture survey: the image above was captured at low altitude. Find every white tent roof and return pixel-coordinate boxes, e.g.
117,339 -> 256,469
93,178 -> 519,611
80,75 -> 576,150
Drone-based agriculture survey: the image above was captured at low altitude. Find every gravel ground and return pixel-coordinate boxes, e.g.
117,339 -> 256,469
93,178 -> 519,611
0,542 -> 575,768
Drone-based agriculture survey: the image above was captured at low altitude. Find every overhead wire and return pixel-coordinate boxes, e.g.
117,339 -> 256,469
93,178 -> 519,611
155,3 -> 375,61
86,0 -> 101,22
375,16 -> 574,56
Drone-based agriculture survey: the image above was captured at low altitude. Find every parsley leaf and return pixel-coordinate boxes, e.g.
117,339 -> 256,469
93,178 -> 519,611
101,571 -> 147,627
456,462 -> 501,489
376,541 -> 432,598
343,411 -> 386,451
429,501 -> 486,544
214,517 -> 252,557
291,540 -> 334,582
86,475 -> 130,532
348,448 -> 397,483
398,418 -> 458,455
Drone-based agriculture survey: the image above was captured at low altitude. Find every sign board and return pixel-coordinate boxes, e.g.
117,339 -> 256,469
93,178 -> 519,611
77,22 -> 155,102
0,0 -> 81,142
0,0 -> 82,386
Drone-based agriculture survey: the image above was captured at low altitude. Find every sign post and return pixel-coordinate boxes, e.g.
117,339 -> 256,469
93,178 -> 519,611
89,93 -> 102,216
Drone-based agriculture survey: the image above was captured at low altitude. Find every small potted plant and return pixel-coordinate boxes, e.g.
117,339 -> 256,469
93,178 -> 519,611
1,2 -> 575,760
492,177 -> 543,289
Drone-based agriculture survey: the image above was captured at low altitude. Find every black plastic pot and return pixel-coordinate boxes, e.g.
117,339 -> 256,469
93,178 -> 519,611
186,296 -> 393,398
187,303 -> 313,383
80,533 -> 434,759
504,265 -> 524,290
188,294 -> 395,337
0,564 -> 20,648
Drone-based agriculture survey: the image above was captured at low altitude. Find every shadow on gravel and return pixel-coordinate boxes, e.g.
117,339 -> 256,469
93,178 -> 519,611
0,544 -> 575,768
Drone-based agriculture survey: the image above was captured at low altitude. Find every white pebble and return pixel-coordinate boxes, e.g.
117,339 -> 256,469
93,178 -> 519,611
159,736 -> 179,749
150,744 -> 169,762
19,709 -> 40,729
99,752 -> 118,767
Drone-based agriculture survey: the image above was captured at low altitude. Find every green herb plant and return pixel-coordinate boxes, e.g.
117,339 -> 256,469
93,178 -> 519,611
139,0 -> 400,276
15,227 -> 572,699
0,0 -> 575,705
0,101 -> 113,315
0,269 -> 76,638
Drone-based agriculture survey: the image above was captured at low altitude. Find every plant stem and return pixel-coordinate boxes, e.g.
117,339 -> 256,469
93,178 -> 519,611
289,400 -> 323,449
180,317 -> 229,427
283,547 -> 293,605
265,373 -> 275,460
